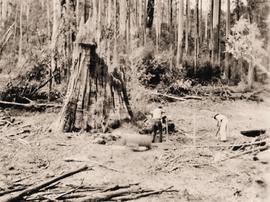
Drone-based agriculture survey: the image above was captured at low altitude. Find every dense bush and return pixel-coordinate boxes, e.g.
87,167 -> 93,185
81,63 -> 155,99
183,58 -> 222,85
135,51 -> 183,89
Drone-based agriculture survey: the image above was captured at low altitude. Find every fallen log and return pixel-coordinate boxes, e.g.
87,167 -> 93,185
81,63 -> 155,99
3,165 -> 89,202
64,158 -> 120,172
102,183 -> 140,192
112,186 -> 176,201
0,187 -> 26,197
79,187 -> 142,202
184,139 -> 268,149
182,95 -> 203,100
152,93 -> 185,101
0,100 -> 62,108
54,186 -> 81,200
152,93 -> 203,101
219,145 -> 269,162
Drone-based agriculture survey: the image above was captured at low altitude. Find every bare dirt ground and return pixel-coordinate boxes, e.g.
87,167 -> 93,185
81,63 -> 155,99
0,97 -> 270,201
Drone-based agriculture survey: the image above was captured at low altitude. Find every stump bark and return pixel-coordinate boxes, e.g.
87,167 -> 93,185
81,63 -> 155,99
56,21 -> 133,133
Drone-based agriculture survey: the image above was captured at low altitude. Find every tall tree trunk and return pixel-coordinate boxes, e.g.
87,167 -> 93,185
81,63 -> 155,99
185,0 -> 190,55
169,0 -> 173,69
176,0 -> 183,67
1,0 -> 8,28
14,2 -> 18,43
18,1 -> 23,66
25,0 -> 30,43
126,0 -> 131,51
155,0 -> 161,52
194,0 -> 199,73
76,0 -> 80,27
204,2 -> 209,42
107,0 -> 111,26
113,0 -> 118,66
145,0 -> 155,38
212,0 -> 221,66
96,0 -> 102,45
199,0 -> 203,43
247,58 -> 254,89
46,0 -> 51,39
119,0 -> 127,37
51,0 -> 61,80
84,0 -> 87,22
50,0 -> 76,87
225,0 -> 231,79
210,0 -> 214,63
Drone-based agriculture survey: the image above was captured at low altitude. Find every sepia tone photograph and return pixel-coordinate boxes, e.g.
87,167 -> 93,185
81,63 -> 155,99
0,0 -> 270,201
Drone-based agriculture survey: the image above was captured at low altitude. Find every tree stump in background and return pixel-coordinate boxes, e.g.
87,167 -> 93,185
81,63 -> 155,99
56,40 -> 133,133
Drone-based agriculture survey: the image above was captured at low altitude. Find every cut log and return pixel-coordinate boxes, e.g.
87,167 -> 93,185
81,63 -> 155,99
0,100 -> 62,108
3,165 -> 89,202
122,134 -> 152,149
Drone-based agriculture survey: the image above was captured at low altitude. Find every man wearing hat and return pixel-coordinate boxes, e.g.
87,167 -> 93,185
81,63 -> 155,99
214,113 -> 228,142
151,105 -> 165,143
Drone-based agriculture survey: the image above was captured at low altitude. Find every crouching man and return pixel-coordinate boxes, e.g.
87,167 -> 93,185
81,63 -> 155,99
214,113 -> 228,142
151,105 -> 165,143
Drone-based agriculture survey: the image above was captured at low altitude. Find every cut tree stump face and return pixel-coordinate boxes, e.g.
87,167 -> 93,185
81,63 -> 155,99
57,42 -> 132,133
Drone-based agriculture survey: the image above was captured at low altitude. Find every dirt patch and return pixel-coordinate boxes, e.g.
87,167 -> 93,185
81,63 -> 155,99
0,99 -> 269,201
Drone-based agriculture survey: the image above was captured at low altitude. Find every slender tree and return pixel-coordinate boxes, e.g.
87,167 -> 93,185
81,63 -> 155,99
199,0 -> 203,43
204,1 -> 209,42
145,0 -> 155,37
155,0 -> 161,52
225,0 -> 231,79
46,0 -> 51,38
18,1 -> 23,65
185,0 -> 190,55
194,0 -> 199,72
176,0 -> 184,67
212,0 -> 221,66
169,0 -> 173,68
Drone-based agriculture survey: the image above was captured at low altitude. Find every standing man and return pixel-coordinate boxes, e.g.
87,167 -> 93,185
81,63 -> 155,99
151,105 -> 165,143
214,113 -> 229,142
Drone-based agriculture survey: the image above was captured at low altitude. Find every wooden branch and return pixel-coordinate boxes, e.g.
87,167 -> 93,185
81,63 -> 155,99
0,100 -> 62,108
152,93 -> 186,101
102,183 -> 140,192
79,187 -> 141,202
3,165 -> 89,202
219,145 -> 269,162
54,187 -> 81,200
152,93 -> 202,101
184,140 -> 268,149
30,71 -> 60,96
0,187 -> 26,197
182,95 -> 203,100
112,186 -> 175,201
0,22 -> 15,54
64,158 -> 120,172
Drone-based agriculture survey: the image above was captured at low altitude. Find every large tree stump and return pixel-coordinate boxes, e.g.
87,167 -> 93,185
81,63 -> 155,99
56,21 -> 133,133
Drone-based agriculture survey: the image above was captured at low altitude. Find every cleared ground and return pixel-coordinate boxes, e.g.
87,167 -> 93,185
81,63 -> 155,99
0,98 -> 270,201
